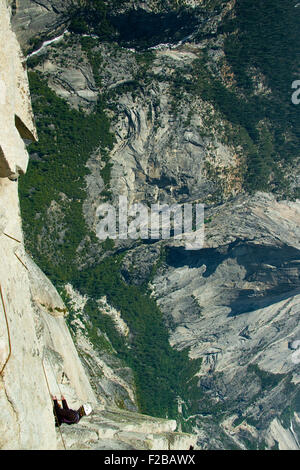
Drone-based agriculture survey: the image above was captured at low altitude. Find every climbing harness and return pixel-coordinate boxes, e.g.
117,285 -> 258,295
41,358 -> 67,451
0,284 -> 12,377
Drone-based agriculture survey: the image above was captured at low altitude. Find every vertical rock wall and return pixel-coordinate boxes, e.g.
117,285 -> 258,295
0,0 -> 96,449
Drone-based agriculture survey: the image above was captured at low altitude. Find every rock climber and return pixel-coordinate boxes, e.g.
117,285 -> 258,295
51,395 -> 92,427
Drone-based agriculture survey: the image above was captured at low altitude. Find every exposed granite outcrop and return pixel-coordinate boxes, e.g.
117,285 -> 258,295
148,193 -> 300,449
11,0 -> 68,51
56,407 -> 197,450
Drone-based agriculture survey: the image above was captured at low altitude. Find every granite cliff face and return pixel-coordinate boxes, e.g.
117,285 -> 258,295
0,0 -> 94,448
9,0 -> 300,450
0,0 -> 197,450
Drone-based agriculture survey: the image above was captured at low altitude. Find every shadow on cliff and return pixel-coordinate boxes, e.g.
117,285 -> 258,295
109,8 -> 200,49
166,240 -> 300,316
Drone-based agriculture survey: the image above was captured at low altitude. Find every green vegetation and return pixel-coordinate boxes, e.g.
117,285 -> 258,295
247,364 -> 285,392
135,51 -> 156,68
19,71 -> 115,282
72,254 -> 202,421
221,0 -> 300,194
167,0 -> 299,196
80,37 -> 103,87
223,0 -> 299,96
280,381 -> 300,428
67,0 -> 199,49
170,53 -> 297,195
67,0 -> 116,39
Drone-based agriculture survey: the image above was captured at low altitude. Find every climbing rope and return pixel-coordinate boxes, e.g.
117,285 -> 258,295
1,232 -> 66,448
0,284 -> 12,377
0,281 -> 66,448
41,359 -> 67,451
3,232 -> 21,244
43,318 -> 66,399
0,233 -> 27,375
2,231 -> 28,269
2,231 -> 27,269
14,252 -> 28,271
